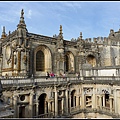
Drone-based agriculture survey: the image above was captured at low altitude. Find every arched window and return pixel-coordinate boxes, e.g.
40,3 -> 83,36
65,51 -> 75,72
36,50 -> 45,71
87,55 -> 96,67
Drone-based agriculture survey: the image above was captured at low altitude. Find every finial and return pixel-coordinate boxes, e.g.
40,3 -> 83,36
1,26 -> 6,39
80,32 -> 82,39
17,9 -> 26,28
60,25 -> 62,34
2,26 -> 5,34
21,9 -> 24,18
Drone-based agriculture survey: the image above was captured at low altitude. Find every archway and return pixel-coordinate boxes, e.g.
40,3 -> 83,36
105,91 -> 110,107
71,90 -> 76,107
38,93 -> 48,115
65,51 -> 75,72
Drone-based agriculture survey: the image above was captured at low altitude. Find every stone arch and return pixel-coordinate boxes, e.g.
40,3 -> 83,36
86,54 -> 96,67
38,93 -> 48,115
34,45 -> 52,75
65,51 -> 75,72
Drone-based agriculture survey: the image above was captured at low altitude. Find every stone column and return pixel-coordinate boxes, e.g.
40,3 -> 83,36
54,87 -> 58,117
44,101 -> 47,114
92,87 -> 96,109
36,100 -> 39,117
109,97 -> 113,112
99,95 -> 102,109
13,95 -> 18,118
76,96 -> 80,111
114,89 -> 117,113
103,95 -> 105,107
69,91 -> 71,114
52,101 -> 54,113
29,92 -> 34,118
65,89 -> 68,115
81,88 -> 85,108
48,101 -> 50,113
61,98 -> 64,115
76,96 -> 79,107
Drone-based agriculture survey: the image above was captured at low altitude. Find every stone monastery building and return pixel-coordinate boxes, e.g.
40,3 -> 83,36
1,9 -> 120,118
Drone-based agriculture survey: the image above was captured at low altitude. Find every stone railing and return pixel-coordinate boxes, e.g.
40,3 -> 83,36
82,76 -> 120,81
70,107 -> 119,118
1,76 -> 120,88
0,77 -> 80,89
33,106 -> 118,118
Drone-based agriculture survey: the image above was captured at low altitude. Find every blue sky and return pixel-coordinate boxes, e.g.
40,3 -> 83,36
0,1 -> 120,40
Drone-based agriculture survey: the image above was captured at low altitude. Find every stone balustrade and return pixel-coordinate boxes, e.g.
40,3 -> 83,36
1,76 -> 120,88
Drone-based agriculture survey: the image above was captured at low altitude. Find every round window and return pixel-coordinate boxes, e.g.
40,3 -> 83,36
20,95 -> 25,101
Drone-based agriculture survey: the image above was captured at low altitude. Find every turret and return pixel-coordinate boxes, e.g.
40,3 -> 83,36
58,25 -> 63,42
17,9 -> 28,46
77,32 -> 82,42
17,9 -> 27,31
57,25 -> 64,50
1,26 -> 7,40
77,32 -> 84,49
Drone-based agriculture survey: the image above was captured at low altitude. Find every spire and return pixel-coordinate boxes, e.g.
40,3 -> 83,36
77,32 -> 82,42
60,25 -> 63,35
17,9 -> 27,38
20,9 -> 25,24
17,9 -> 26,29
59,25 -> 63,40
1,26 -> 6,39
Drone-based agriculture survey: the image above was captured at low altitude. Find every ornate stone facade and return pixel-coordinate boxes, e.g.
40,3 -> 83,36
1,9 -> 120,118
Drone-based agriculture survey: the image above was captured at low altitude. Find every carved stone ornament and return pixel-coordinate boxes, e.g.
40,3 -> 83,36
58,48 -> 64,53
5,45 -> 12,61
23,55 -> 27,64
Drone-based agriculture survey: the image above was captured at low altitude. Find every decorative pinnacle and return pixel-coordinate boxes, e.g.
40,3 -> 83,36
2,26 -> 5,35
19,9 -> 25,24
21,9 -> 24,18
1,26 -> 6,39
60,25 -> 63,34
17,9 -> 26,29
80,32 -> 82,39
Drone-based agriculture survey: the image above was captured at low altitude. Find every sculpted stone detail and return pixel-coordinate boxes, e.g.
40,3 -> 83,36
18,51 -> 21,71
84,88 -> 93,94
22,55 -> 27,65
1,9 -> 120,119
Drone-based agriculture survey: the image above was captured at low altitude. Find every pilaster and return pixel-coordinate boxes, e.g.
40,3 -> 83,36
29,92 -> 34,117
13,95 -> 18,118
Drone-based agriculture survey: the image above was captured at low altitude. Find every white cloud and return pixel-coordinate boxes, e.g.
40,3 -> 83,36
62,2 -> 81,9
26,9 -> 32,19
